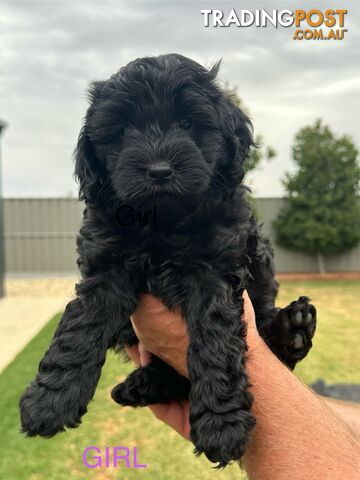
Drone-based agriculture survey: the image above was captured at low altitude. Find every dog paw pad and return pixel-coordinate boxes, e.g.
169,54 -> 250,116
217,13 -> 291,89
291,333 -> 304,350
272,296 -> 317,369
294,311 -> 303,325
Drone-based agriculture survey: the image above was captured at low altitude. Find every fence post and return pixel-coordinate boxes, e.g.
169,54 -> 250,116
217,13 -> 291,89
0,119 -> 8,298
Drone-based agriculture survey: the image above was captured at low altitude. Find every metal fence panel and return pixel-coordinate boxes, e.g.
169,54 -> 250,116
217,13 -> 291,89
2,197 -> 360,274
3,198 -> 83,274
255,198 -> 360,272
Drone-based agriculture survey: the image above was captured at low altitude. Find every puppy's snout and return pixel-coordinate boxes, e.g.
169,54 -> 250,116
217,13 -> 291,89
148,163 -> 173,184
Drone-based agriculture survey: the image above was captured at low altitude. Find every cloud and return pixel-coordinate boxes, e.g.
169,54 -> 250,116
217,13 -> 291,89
1,0 -> 359,197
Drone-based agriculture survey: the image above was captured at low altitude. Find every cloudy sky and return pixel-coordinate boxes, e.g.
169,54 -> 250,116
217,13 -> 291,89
1,0 -> 359,197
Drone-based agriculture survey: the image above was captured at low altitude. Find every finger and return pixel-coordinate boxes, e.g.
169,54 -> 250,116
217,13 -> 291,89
242,289 -> 256,327
148,401 -> 190,440
129,317 -> 140,339
125,345 -> 141,367
138,342 -> 152,367
178,400 -> 191,439
242,289 -> 252,309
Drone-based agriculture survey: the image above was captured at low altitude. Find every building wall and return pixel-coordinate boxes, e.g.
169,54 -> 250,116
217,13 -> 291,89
2,197 -> 360,274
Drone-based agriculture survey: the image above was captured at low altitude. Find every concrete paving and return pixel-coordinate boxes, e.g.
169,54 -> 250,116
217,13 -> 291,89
0,296 -> 69,373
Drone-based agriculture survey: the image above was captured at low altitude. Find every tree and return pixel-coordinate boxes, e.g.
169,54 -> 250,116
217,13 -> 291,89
228,86 -> 276,174
274,119 -> 360,273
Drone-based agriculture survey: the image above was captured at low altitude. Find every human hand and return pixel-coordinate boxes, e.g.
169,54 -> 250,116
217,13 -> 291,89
125,290 -> 260,439
125,344 -> 191,439
127,293 -> 360,480
128,293 -> 189,377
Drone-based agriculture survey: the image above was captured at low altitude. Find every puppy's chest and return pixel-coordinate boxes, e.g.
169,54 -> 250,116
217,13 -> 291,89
120,229 -> 251,299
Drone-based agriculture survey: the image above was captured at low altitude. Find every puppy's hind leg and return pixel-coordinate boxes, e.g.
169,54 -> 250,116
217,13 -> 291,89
112,356 -> 190,406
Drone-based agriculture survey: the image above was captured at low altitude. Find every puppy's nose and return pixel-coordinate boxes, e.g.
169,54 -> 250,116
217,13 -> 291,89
148,163 -> 173,183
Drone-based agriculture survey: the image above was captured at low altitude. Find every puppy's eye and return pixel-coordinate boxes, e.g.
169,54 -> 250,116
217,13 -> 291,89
178,118 -> 192,130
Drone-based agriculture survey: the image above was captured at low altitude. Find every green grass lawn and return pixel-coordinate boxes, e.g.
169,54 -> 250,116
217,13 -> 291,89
0,281 -> 359,480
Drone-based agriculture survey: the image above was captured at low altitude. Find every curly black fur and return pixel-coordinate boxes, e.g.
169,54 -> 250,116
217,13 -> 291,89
20,54 -> 317,467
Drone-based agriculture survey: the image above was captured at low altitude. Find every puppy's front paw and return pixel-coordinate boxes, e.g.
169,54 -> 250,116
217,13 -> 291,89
191,409 -> 256,468
20,380 -> 86,437
274,296 -> 317,369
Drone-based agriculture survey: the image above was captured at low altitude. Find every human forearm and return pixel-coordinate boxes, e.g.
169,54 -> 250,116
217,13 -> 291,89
243,338 -> 360,480
130,293 -> 360,479
323,397 -> 360,439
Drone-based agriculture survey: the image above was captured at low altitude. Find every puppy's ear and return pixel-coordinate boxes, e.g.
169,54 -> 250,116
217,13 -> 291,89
74,81 -> 107,205
74,126 -> 103,205
217,96 -> 254,190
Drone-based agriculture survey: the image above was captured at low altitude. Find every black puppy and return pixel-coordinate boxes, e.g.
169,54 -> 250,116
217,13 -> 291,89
20,54 -> 316,467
